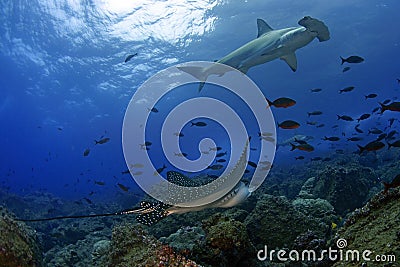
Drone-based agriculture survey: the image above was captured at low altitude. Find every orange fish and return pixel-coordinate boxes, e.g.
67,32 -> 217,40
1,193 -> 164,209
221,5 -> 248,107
266,97 -> 296,108
379,102 -> 400,113
290,143 -> 314,152
357,140 -> 385,153
278,120 -> 300,129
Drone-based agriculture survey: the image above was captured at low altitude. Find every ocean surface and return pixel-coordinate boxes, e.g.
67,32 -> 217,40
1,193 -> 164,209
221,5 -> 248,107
1,0 -> 399,209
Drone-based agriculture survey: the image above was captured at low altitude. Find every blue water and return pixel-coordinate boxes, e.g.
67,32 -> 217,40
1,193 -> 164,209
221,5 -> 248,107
1,0 -> 399,200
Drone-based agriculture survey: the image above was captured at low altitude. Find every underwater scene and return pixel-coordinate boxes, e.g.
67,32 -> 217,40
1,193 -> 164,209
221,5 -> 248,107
1,0 -> 400,266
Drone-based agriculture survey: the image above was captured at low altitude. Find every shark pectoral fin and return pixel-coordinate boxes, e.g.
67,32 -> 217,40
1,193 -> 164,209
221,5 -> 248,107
257,18 -> 274,38
177,66 -> 206,81
280,53 -> 297,72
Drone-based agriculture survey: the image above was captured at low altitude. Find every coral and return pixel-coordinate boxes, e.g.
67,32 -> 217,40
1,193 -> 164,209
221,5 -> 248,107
244,194 -> 325,250
192,213 -> 257,267
0,206 -> 42,267
160,226 -> 205,251
108,222 -> 201,267
331,188 -> 400,267
91,240 -> 110,266
300,164 -> 379,215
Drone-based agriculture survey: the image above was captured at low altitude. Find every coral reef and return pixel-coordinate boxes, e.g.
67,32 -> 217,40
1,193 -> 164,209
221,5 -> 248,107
299,164 -> 379,215
192,214 -> 257,267
244,194 -> 326,250
331,188 -> 400,267
0,206 -> 41,267
108,222 -> 201,267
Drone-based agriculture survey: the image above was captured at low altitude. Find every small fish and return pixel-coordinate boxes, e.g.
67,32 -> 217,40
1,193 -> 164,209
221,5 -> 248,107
124,53 -> 138,63
95,137 -> 110,145
323,136 -> 340,141
129,163 -> 144,168
322,157 -> 332,162
216,159 -> 226,163
191,121 -> 207,127
94,181 -> 105,186
387,130 -> 397,139
117,183 -> 129,192
174,152 -> 188,157
382,99 -> 391,105
365,93 -> 377,99
259,132 -> 274,137
331,222 -> 337,230
310,88 -> 322,93
247,161 -> 257,168
387,140 -> 400,149
311,157 -> 322,161
332,125 -> 339,128
376,133 -> 387,142
173,132 -> 184,137
201,150 -> 210,154
340,55 -> 364,64
261,136 -> 275,142
306,121 -> 318,126
388,118 -> 397,128
140,141 -> 152,149
295,156 -> 305,160
207,174 -> 219,179
355,124 -> 363,133
382,174 -> 400,193
347,137 -> 362,142
368,128 -> 383,135
371,107 -> 380,113
132,171 -> 143,176
121,169 -> 130,174
356,113 -> 370,122
266,97 -> 296,108
342,66 -> 351,72
339,86 -> 355,94
278,120 -> 300,129
307,111 -> 323,117
357,140 -> 385,153
379,102 -> 400,113
148,107 -> 159,113
337,115 -> 354,121
316,124 -> 325,128
290,143 -> 314,152
207,164 -> 224,170
156,164 -> 167,174
216,152 -> 227,157
83,148 -> 90,157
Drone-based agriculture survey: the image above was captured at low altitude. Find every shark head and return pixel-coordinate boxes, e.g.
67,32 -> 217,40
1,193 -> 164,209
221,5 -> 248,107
298,16 -> 330,42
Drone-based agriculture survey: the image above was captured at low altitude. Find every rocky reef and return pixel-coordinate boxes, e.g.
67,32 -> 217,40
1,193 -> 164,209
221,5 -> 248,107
331,188 -> 400,267
298,164 -> 379,215
0,206 -> 41,267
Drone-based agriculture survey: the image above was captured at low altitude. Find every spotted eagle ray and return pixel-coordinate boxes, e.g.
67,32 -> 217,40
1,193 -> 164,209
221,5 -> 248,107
16,140 -> 252,226
178,16 -> 330,91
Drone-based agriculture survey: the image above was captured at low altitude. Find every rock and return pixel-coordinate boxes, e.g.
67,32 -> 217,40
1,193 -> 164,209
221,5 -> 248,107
299,165 -> 379,215
244,195 -> 324,249
332,188 -> 400,267
0,206 -> 41,267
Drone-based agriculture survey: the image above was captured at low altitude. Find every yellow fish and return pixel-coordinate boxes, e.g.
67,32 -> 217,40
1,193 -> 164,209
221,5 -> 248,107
331,222 -> 337,230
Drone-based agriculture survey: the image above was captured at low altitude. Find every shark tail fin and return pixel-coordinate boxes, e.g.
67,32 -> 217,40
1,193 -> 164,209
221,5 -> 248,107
298,16 -> 330,42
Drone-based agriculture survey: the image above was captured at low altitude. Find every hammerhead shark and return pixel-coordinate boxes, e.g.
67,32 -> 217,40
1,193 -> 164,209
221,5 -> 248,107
178,16 -> 330,91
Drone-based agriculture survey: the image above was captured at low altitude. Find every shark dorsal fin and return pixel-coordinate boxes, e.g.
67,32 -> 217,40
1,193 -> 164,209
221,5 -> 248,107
257,19 -> 273,37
